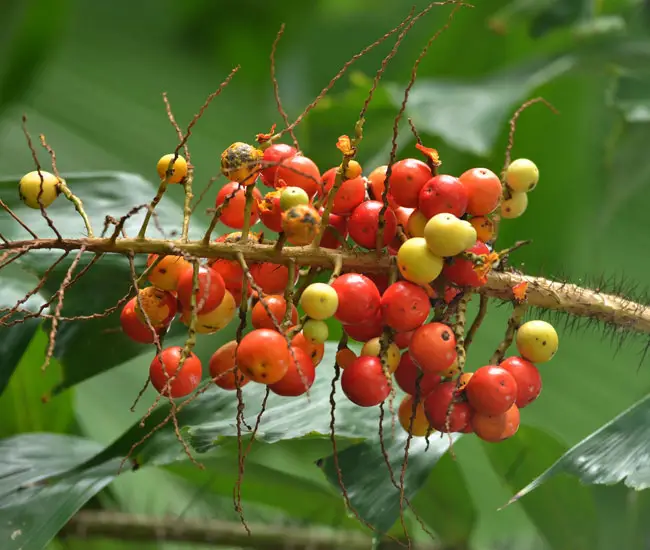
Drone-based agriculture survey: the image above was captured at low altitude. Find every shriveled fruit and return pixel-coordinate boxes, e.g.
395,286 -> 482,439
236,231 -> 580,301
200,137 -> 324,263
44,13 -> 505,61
302,319 -> 329,344
157,154 -> 188,184
134,287 -> 177,327
120,297 -> 166,344
465,365 -> 518,415
397,237 -> 444,285
424,382 -> 471,432
506,158 -> 539,192
500,192 -> 528,219
516,320 -> 558,363
146,254 -> 191,291
279,186 -> 310,211
176,265 -> 226,314
499,356 -> 542,408
251,295 -> 298,330
290,329 -> 325,366
348,200 -> 397,249
424,213 -> 477,257
442,240 -> 490,288
221,142 -> 263,185
260,143 -> 298,187
394,351 -> 440,397
388,158 -> 432,208
406,209 -> 427,237
459,167 -> 502,216
275,154 -> 321,198
472,404 -> 520,442
409,322 -> 457,374
149,347 -> 202,398
398,396 -> 433,437
18,170 -> 60,209
360,337 -> 400,374
180,290 -> 237,334
330,273 -> 381,325
236,329 -> 291,384
300,282 -> 339,320
209,340 -> 250,390
269,347 -> 316,397
341,356 -> 391,407
418,174 -> 468,219
282,203 -> 321,245
469,216 -> 494,242
215,182 -> 261,229
380,281 -> 431,332
336,348 -> 357,369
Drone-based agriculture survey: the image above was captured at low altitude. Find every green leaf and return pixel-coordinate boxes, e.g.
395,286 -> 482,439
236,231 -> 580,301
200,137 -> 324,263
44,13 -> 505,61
386,56 -> 575,157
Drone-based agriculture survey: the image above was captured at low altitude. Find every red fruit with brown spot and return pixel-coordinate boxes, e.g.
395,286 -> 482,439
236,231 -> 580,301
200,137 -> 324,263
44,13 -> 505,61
388,158 -> 432,208
269,346 -> 316,397
341,356 -> 392,407
348,200 -> 397,250
443,240 -> 490,288
424,381 -> 471,432
120,297 -> 167,344
381,281 -> 431,332
290,329 -> 325,366
261,143 -> 298,187
418,175 -> 468,219
394,351 -> 441,398
465,365 -> 518,416
176,265 -> 226,315
250,262 -> 297,295
331,272 -> 381,325
499,356 -> 542,408
409,322 -> 457,374
236,328 -> 291,384
459,167 -> 502,216
258,189 -> 283,232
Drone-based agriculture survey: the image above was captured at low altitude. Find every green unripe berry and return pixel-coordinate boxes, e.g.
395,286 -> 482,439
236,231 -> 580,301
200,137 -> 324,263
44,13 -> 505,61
302,318 -> 329,344
423,213 -> 477,257
18,170 -> 61,209
506,158 -> 539,193
280,186 -> 310,211
300,283 -> 338,320
500,192 -> 528,219
516,320 -> 558,363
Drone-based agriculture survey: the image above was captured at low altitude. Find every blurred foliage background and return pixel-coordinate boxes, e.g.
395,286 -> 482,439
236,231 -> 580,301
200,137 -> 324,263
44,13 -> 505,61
2,0 -> 650,549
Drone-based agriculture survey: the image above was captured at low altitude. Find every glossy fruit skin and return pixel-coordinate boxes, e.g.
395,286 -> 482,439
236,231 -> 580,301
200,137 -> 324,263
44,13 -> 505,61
394,351 -> 441,398
406,209 -> 427,238
381,281 -> 431,332
323,172 -> 366,215
19,170 -> 60,209
134,287 -> 177,327
394,330 -> 415,349
442,240 -> 490,288
220,142 -> 263,185
180,290 -> 237,334
149,347 -> 202,398
290,330 -> 325,366
215,182 -> 261,229
341,356 -> 391,407
261,143 -> 298,187
147,254 -> 191,291
157,154 -> 188,184
236,329 -> 291,384
409,322 -> 457,374
120,297 -> 166,344
250,262 -> 296,295
439,358 -> 461,379
397,237 -> 444,285
499,356 -> 542,408
268,347 -> 316,396
275,154 -> 321,198
330,273 -> 381,325
176,265 -> 226,315
418,175 -> 468,219
465,365 -> 518,415
343,310 -> 384,342
281,204 -> 321,245
501,191 -> 528,219
360,337 -> 400,374
506,158 -> 539,193
300,282 -> 339,320
472,404 -> 520,442
348,200 -> 397,250
318,209 -> 348,249
258,190 -> 283,232
366,165 -> 397,208
516,320 -> 559,363
209,340 -> 250,390
424,382 -> 471,432
279,186 -> 310,211
456,372 -> 473,392
302,319 -> 329,344
469,216 -> 494,242
459,168 -> 502,216
251,295 -> 298,330
336,348 -> 357,369
398,396 -> 433,437
365,273 -> 390,295
344,159 -> 362,179
424,213 -> 477,258
389,158 -> 432,208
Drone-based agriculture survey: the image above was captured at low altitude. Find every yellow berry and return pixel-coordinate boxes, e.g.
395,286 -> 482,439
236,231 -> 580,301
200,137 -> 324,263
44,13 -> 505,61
360,337 -> 400,373
500,192 -> 528,219
180,290 -> 237,334
302,319 -> 329,344
300,283 -> 338,320
344,160 -> 362,179
397,237 -> 444,285
398,396 -> 433,437
506,158 -> 539,193
18,170 -> 61,209
157,154 -> 188,184
424,213 -> 477,257
406,209 -> 427,238
516,320 -> 558,363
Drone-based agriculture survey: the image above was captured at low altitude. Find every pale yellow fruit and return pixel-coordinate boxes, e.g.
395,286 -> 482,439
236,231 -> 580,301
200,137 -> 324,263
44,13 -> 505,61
360,337 -> 400,373
516,320 -> 558,363
18,170 -> 61,209
406,209 -> 427,238
506,158 -> 539,192
300,283 -> 339,320
500,192 -> 528,219
181,290 -> 236,334
397,238 -> 443,285
302,318 -> 329,344
157,153 -> 188,184
423,213 -> 477,257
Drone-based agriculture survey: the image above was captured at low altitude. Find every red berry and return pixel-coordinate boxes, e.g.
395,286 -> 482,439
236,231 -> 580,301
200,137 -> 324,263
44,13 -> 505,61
472,404 -> 520,442
269,346 -> 316,397
258,190 -> 283,232
149,346 -> 202,398
394,330 -> 415,349
499,356 -> 542,408
365,273 -> 390,295
409,322 -> 457,374
331,273 -> 381,325
465,365 -> 518,416
443,240 -> 490,288
290,329 -> 325,366
394,351 -> 441,397
343,309 -> 384,342
120,297 -> 166,344
388,159 -> 432,208
215,182 -> 261,229
275,154 -> 321,198
418,175 -> 468,219
176,265 -> 226,315
424,381 -> 471,432
341,356 -> 391,407
318,208 -> 348,250
459,168 -> 502,216
209,340 -> 250,390
251,295 -> 298,330
348,200 -> 397,250
261,143 -> 298,187
236,328 -> 291,384
381,281 -> 431,332
250,262 -> 297,294
323,171 -> 366,215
